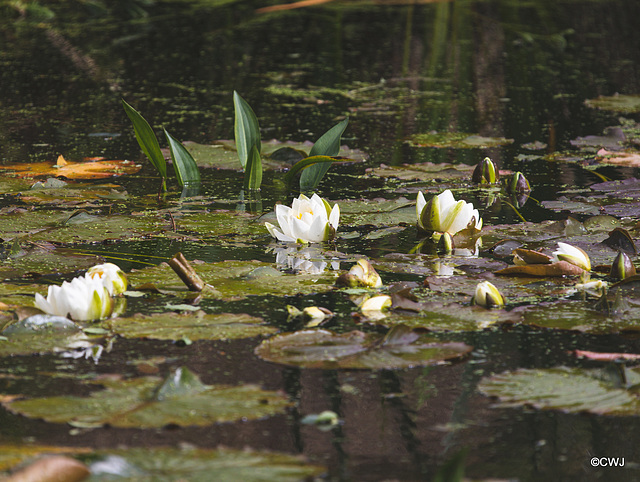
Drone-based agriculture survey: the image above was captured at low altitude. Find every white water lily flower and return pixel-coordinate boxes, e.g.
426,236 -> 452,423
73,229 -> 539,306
416,190 -> 482,235
473,281 -> 505,308
265,193 -> 340,243
35,276 -> 113,321
552,242 -> 591,271
86,263 -> 128,295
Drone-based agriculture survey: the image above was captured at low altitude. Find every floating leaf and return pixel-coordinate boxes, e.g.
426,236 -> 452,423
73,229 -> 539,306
2,368 -> 291,428
0,318 -> 92,357
255,328 -> 472,369
596,149 -> 640,167
585,94 -> 640,113
478,367 -> 640,415
407,132 -> 513,149
0,444 -> 92,472
495,261 -> 585,277
101,311 -> 276,341
86,446 -> 325,481
368,162 -> 475,181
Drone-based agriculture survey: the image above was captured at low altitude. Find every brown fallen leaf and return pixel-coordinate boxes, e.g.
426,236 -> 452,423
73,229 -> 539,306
596,148 -> 640,167
5,455 -> 90,482
512,248 -> 553,265
495,260 -> 585,277
573,349 -> 640,361
0,156 -> 141,180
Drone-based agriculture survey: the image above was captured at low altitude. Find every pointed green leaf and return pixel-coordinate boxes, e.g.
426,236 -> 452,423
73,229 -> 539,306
122,99 -> 167,180
164,128 -> 201,187
284,155 -> 350,187
233,91 -> 261,169
300,118 -> 349,191
243,145 -> 263,190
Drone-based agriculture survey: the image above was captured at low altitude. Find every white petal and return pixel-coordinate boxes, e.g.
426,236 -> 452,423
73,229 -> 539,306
329,204 -> 340,230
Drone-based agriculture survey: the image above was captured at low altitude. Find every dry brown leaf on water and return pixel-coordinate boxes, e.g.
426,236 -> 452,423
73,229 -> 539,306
596,148 -> 640,167
0,155 -> 141,179
5,456 -> 90,482
495,260 -> 585,277
573,350 -> 640,361
257,0 -> 451,13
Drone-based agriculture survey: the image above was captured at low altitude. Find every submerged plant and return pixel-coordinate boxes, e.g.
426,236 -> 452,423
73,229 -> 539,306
35,276 -> 113,322
265,193 -> 340,244
416,189 -> 482,236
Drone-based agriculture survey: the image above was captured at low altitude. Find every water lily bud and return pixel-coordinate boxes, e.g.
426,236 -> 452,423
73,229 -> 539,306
336,259 -> 383,288
437,232 -> 454,254
360,295 -> 392,312
416,190 -> 482,235
86,263 -> 128,295
34,276 -> 113,321
509,172 -> 531,193
265,193 -> 340,244
473,281 -> 505,308
610,251 -> 636,280
472,157 -> 499,184
552,242 -> 591,271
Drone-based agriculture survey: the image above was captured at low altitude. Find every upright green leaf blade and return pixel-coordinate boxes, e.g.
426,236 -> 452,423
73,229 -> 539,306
300,118 -> 349,191
284,155 -> 350,187
122,99 -> 167,180
243,145 -> 263,191
164,128 -> 201,187
233,91 -> 261,169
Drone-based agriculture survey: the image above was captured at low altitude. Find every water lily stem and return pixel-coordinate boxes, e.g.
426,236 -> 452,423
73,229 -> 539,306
168,252 -> 205,291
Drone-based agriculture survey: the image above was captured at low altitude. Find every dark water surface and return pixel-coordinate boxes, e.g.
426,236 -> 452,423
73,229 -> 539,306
2,0 -> 640,480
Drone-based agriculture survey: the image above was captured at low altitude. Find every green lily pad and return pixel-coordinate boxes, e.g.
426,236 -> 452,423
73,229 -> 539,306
177,139 -> 366,171
2,247 -> 105,277
2,367 -> 291,428
407,132 -> 513,149
101,311 -> 276,341
84,446 -> 325,481
339,197 -> 416,227
367,162 -> 475,181
0,317 -> 93,357
0,209 -> 168,245
254,327 -> 472,369
175,210 -> 264,239
585,94 -> 640,114
129,260 -> 338,300
0,444 -> 92,472
478,367 -> 640,415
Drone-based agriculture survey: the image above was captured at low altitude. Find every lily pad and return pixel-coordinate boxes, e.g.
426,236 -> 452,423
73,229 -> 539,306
254,327 -> 472,369
585,94 -> 640,114
85,446 -> 325,481
129,260 -> 338,300
101,311 -> 276,341
0,317 -> 93,357
367,162 -> 474,181
478,367 -> 640,415
2,367 -> 291,428
0,444 -> 92,472
407,132 -> 513,149
339,197 -> 416,227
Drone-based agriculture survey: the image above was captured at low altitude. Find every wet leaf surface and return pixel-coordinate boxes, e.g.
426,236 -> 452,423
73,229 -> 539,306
478,367 -> 640,415
101,311 -> 276,341
2,368 -> 292,428
407,132 -> 514,148
84,446 -> 325,481
255,328 -> 472,369
0,157 -> 141,179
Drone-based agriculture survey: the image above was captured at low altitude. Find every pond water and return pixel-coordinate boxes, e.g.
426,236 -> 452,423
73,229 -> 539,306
2,0 -> 640,480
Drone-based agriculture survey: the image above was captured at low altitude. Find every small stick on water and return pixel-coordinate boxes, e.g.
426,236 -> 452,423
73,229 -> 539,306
168,252 -> 205,291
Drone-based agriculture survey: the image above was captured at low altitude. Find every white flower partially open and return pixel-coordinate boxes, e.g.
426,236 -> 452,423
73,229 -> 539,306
473,281 -> 505,308
86,263 -> 128,295
417,190 -> 482,235
265,193 -> 340,243
552,242 -> 591,271
35,276 -> 113,321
